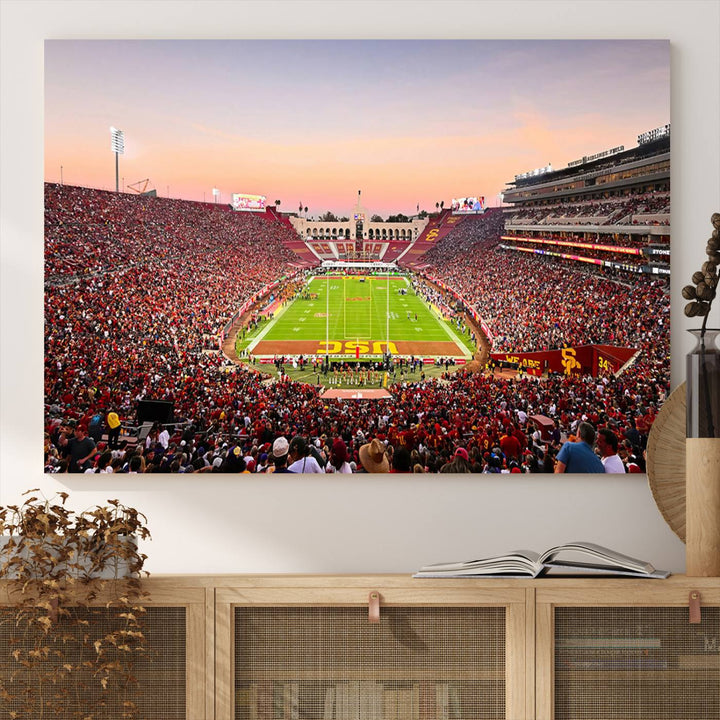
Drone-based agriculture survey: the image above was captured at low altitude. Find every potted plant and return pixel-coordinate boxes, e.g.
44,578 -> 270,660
0,491 -> 151,719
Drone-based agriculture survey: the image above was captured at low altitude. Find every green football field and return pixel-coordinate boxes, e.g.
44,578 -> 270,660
243,275 -> 473,359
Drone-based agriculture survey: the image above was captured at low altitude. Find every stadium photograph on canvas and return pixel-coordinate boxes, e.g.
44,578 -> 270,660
43,40 -> 670,475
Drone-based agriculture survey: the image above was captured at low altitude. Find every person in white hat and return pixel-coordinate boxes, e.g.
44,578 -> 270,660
267,436 -> 294,473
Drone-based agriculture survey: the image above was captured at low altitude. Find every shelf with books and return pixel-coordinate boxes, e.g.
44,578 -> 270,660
536,582 -> 720,720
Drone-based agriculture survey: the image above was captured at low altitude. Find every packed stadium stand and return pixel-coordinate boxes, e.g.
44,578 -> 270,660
380,240 -> 411,263
44,128 -> 671,475
400,209 -> 470,269
45,184 -> 308,282
264,205 -> 294,228
501,130 -> 670,279
411,132 -> 670,359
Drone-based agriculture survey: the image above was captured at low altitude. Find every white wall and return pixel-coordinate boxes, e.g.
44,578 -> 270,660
1,1 -> 718,575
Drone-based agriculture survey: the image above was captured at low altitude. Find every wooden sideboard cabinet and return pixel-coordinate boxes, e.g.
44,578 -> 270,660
2,575 -> 719,719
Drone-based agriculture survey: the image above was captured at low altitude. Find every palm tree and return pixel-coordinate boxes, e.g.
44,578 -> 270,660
435,202 -> 439,213
304,206 -> 308,218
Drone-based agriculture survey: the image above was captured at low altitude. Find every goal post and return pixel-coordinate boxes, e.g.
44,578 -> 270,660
340,273 -> 372,341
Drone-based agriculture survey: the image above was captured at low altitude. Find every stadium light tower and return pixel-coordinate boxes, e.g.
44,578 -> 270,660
212,187 -> 220,205
110,127 -> 124,193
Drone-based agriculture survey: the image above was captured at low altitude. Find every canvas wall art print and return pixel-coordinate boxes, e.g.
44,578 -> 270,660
44,39 -> 670,475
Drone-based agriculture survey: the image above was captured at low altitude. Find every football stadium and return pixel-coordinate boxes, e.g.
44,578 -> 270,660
44,127 -> 671,475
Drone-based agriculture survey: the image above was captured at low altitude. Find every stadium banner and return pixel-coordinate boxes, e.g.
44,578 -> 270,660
232,193 -> 267,212
490,344 -> 637,378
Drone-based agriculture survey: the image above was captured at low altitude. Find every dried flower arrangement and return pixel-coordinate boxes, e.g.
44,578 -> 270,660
0,491 -> 151,719
682,212 -> 719,326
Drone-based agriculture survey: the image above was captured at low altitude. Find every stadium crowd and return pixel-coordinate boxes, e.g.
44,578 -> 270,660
44,185 -> 668,475
46,365 -> 658,476
505,190 -> 670,227
418,221 -> 669,359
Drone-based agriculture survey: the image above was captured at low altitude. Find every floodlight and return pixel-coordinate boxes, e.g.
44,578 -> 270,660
110,127 -> 125,155
110,127 -> 124,192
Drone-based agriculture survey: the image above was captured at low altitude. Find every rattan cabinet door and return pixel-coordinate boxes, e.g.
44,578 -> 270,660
235,606 -> 504,719
536,580 -> 720,720
554,606 -> 719,720
0,606 -> 187,719
216,579 -> 529,720
0,582 -> 208,720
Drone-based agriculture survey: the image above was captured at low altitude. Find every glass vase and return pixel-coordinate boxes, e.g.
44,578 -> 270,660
686,328 -> 720,438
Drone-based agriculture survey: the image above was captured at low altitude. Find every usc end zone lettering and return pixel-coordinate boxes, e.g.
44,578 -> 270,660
425,229 -> 440,242
318,341 -> 398,355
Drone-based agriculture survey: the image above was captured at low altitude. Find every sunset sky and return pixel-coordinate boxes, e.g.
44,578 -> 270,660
44,39 -> 669,218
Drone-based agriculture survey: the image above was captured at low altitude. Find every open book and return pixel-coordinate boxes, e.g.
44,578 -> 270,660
414,541 -> 671,579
